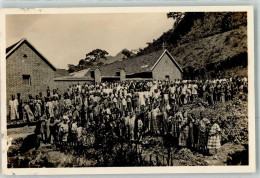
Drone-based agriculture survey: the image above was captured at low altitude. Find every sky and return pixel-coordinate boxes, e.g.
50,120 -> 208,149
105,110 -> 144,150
6,13 -> 173,69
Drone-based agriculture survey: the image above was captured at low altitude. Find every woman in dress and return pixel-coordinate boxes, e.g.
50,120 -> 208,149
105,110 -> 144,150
207,118 -> 221,155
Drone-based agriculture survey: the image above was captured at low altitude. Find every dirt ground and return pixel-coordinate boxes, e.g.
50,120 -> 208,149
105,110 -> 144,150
7,96 -> 248,167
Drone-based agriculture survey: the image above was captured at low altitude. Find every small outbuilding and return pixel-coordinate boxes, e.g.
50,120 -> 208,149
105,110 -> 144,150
54,68 -> 94,94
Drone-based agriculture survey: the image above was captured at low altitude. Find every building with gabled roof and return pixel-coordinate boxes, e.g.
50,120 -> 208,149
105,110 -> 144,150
54,68 -> 93,82
6,38 -> 57,103
54,68 -> 95,94
93,49 -> 183,82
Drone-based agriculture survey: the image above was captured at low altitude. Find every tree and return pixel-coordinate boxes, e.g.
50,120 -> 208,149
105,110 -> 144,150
78,59 -> 86,66
167,12 -> 185,28
122,49 -> 131,58
68,64 -> 76,73
122,49 -> 135,59
85,49 -> 109,63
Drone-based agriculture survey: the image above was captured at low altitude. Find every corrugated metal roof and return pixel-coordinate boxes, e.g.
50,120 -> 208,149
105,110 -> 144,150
69,68 -> 90,77
54,68 -> 93,81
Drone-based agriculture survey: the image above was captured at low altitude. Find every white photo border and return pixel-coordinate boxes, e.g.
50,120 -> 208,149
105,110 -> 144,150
0,6 -> 255,175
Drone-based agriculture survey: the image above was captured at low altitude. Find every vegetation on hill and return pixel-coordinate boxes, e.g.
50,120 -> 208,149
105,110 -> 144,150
138,12 -> 248,79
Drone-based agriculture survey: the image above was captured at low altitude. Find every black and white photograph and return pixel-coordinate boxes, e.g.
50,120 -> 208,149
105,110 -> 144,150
0,7 -> 255,174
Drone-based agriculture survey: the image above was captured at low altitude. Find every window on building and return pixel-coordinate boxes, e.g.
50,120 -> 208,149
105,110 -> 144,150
165,75 -> 170,82
90,71 -> 95,79
22,75 -> 31,86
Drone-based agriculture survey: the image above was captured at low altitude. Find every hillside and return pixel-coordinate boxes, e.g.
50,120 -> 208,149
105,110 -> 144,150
172,26 -> 247,78
138,12 -> 248,78
99,49 -> 128,64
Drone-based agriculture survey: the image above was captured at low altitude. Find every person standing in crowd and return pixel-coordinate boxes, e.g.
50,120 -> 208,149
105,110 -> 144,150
34,115 -> 46,143
192,114 -> 200,150
207,84 -> 214,105
136,117 -> 143,141
71,118 -> 78,147
178,111 -> 189,148
220,84 -> 226,103
9,95 -> 19,120
34,95 -> 42,121
151,104 -> 160,135
76,122 -> 83,147
202,82 -> 207,102
146,105 -> 152,133
40,116 -> 46,142
187,114 -> 195,149
17,93 -> 23,120
161,104 -> 168,135
126,95 -> 132,112
191,82 -> 198,102
129,112 -> 136,141
46,97 -> 54,119
60,118 -> 69,147
39,92 -> 45,116
207,117 -> 221,155
124,111 -> 130,140
28,94 -> 35,115
117,112 -> 125,139
46,86 -> 51,97
226,83 -> 232,101
24,100 -> 34,122
198,112 -> 210,153
52,96 -> 60,119
53,116 -> 61,145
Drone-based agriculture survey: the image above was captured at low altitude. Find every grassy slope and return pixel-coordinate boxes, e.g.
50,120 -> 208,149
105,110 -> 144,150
171,26 -> 247,69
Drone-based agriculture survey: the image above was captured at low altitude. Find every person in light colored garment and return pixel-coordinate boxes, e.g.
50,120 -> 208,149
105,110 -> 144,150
46,97 -> 54,118
24,100 -> 34,122
9,95 -> 19,120
129,112 -> 136,141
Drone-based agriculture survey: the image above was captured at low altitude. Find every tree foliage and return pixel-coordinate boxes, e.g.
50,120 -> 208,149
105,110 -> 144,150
67,64 -> 76,73
167,12 -> 185,28
86,49 -> 109,63
121,49 -> 136,59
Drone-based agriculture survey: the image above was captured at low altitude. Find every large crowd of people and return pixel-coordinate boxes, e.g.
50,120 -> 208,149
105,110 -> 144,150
8,76 -> 248,155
